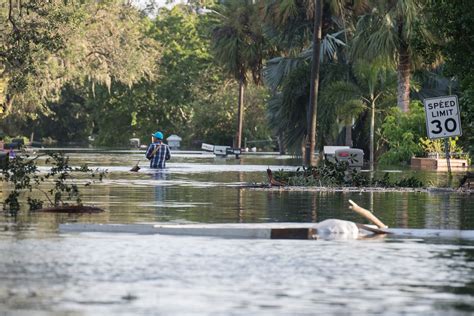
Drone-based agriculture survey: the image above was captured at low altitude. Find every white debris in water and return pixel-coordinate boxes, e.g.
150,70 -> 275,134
314,219 -> 360,240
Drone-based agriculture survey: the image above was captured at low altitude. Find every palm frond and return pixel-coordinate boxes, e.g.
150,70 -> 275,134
263,55 -> 307,91
263,31 -> 347,91
320,30 -> 347,62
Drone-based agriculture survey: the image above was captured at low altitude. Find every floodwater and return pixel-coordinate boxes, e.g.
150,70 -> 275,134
1,149 -> 473,315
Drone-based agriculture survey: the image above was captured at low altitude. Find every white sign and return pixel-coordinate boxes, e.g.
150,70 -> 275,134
423,95 -> 462,139
201,143 -> 214,151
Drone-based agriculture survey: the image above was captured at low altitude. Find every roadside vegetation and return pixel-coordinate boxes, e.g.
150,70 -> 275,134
1,151 -> 106,216
0,0 -> 472,163
271,161 -> 424,188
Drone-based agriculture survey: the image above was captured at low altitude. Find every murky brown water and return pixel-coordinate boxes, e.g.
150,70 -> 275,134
1,149 -> 473,315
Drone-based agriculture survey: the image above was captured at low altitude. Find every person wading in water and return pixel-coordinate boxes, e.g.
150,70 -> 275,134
146,131 -> 171,169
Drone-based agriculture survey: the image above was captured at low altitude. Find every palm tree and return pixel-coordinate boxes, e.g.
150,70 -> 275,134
262,0 -> 369,164
211,0 -> 266,149
266,65 -> 309,154
321,60 -> 396,170
261,0 -> 323,165
265,60 -> 353,156
351,0 -> 433,113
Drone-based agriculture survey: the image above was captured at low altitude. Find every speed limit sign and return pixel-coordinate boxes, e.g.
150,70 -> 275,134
423,95 -> 462,139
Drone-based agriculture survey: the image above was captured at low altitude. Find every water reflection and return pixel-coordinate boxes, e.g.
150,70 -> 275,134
152,170 -> 169,210
0,150 -> 472,230
1,150 -> 473,315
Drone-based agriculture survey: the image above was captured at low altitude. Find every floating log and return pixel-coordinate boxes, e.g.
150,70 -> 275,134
34,205 -> 104,213
130,160 -> 141,172
348,200 -> 387,229
267,168 -> 286,187
356,223 -> 390,235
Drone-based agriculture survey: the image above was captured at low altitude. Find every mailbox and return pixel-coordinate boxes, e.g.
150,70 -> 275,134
129,138 -> 140,148
324,146 -> 364,169
167,134 -> 182,150
334,148 -> 364,168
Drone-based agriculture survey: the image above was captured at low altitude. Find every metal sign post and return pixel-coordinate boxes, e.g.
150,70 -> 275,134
444,138 -> 451,174
423,95 -> 461,176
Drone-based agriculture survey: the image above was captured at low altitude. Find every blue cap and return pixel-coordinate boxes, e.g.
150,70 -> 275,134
152,131 -> 163,140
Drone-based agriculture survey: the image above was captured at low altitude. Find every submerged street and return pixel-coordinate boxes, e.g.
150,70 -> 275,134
0,150 -> 473,315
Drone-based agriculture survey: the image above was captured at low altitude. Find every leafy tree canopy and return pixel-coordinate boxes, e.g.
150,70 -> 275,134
0,0 -> 160,119
428,0 -> 474,155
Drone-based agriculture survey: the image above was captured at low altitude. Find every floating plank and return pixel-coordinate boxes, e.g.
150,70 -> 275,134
385,228 -> 474,239
59,223 -> 160,234
155,225 -> 272,239
59,223 -> 474,240
270,228 -> 316,239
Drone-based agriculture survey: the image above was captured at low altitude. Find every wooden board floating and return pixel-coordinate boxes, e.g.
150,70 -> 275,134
58,223 -> 474,240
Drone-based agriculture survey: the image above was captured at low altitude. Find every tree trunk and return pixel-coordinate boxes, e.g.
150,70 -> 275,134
278,132 -> 286,154
236,77 -> 244,148
305,0 -> 323,167
344,123 -> 352,147
2,94 -> 15,118
397,41 -> 411,113
370,101 -> 375,171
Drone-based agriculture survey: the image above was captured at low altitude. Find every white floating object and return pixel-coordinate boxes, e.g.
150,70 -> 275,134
59,223 -> 474,240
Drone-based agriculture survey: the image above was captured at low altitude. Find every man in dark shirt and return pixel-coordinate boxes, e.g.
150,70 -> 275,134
145,131 -> 171,169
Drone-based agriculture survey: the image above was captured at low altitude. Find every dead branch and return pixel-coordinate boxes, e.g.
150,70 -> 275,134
348,199 -> 387,229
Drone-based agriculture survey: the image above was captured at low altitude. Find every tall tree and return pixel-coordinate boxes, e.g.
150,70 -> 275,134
428,0 -> 474,156
351,0 -> 433,112
320,60 -> 396,170
0,0 -> 160,121
262,0 -> 366,162
305,0 -> 323,166
0,0 -> 74,117
211,0 -> 266,148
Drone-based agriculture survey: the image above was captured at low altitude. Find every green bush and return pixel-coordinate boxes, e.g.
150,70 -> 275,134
272,161 -> 424,188
379,101 -> 426,165
2,152 -> 106,215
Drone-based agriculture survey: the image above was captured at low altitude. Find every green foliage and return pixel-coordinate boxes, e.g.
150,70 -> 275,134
0,0 -> 76,117
378,102 -> 426,165
1,152 -> 106,215
266,65 -> 309,154
277,161 -> 354,187
272,160 -> 424,188
0,0 -> 160,121
191,82 -> 271,146
210,0 -> 270,148
89,4 -> 272,147
211,0 -> 266,85
2,154 -> 39,214
351,0 -> 434,112
2,0 -> 469,164
28,85 -> 93,143
419,137 -> 463,155
88,82 -> 146,146
371,173 -> 423,188
320,59 -> 396,157
379,101 -> 468,165
428,0 -> 474,157
460,91 -> 474,157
